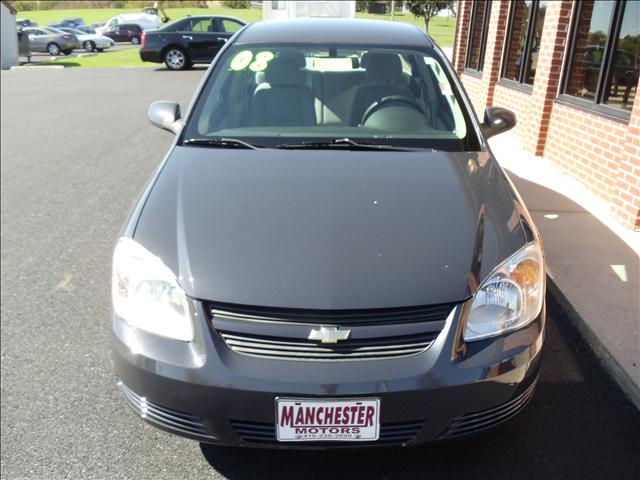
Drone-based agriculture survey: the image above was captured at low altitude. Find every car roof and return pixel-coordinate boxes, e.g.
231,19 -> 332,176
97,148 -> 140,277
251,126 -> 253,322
235,18 -> 433,47
182,15 -> 246,23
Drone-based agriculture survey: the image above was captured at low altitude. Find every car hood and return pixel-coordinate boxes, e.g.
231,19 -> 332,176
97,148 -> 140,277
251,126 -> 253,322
133,147 -> 527,309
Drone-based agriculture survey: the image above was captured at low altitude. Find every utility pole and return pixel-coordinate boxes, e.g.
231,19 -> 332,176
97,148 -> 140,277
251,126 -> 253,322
391,0 -> 396,21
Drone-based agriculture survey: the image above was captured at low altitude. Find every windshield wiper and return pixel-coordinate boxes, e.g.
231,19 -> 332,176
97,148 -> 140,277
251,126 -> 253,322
276,138 -> 425,151
183,138 -> 263,150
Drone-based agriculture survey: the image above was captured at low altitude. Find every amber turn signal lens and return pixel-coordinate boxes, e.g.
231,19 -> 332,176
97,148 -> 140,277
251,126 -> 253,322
511,259 -> 540,287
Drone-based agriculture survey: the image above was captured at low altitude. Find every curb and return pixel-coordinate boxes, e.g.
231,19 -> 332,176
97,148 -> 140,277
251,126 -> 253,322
10,65 -> 65,70
547,275 -> 640,411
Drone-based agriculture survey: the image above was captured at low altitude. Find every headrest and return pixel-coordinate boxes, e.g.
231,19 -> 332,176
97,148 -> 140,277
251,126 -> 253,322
361,52 -> 403,84
264,57 -> 303,86
276,51 -> 306,68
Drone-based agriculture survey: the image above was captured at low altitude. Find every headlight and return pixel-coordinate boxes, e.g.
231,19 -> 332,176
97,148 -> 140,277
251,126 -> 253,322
112,237 -> 194,342
464,242 -> 544,342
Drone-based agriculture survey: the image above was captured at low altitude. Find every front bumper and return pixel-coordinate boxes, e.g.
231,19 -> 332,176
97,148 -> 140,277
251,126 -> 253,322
112,299 -> 545,448
95,39 -> 113,49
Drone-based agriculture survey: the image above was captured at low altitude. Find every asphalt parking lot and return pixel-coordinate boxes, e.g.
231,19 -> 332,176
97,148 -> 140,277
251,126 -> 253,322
1,68 -> 639,480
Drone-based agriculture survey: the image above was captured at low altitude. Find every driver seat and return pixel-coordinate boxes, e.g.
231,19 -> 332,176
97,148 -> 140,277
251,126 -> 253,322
350,53 -> 412,126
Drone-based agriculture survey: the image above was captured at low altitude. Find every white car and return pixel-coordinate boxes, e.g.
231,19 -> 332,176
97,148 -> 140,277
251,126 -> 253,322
59,27 -> 115,52
95,13 -> 162,35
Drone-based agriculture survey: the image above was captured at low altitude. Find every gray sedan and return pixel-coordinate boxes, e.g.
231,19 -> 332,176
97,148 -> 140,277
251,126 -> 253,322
22,27 -> 81,56
113,19 -> 546,449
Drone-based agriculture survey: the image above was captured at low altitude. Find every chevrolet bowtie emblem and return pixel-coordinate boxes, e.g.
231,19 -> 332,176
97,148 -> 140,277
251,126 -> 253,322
308,326 -> 351,344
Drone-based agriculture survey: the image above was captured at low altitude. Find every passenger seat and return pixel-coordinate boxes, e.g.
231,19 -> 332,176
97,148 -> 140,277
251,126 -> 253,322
350,53 -> 412,126
250,57 -> 316,127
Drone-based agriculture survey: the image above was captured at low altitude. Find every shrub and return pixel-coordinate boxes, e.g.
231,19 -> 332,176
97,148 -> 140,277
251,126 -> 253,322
222,0 -> 251,8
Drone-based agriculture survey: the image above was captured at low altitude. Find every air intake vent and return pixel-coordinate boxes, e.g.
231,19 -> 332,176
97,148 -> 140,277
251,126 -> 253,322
118,383 -> 215,441
439,380 -> 537,439
231,420 -> 424,446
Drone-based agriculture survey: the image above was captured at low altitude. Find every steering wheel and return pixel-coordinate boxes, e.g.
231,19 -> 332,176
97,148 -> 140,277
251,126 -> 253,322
360,96 -> 425,126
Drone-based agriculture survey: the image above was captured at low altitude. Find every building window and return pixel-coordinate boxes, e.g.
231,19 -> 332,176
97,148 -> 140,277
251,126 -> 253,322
465,1 -> 491,72
562,0 -> 639,115
501,0 -> 548,86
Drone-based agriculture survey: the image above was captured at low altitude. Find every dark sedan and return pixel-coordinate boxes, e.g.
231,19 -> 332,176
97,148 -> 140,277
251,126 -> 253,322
101,23 -> 144,44
114,19 -> 545,448
139,15 -> 246,70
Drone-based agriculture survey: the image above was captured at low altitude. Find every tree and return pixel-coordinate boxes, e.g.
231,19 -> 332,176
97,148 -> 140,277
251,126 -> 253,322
404,0 -> 452,32
356,0 -> 369,12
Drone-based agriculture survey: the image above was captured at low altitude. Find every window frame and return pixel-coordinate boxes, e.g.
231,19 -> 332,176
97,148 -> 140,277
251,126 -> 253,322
558,0 -> 633,122
500,0 -> 545,90
464,0 -> 492,74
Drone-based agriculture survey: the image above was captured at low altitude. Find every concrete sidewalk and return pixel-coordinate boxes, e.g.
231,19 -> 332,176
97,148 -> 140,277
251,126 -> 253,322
490,133 -> 640,409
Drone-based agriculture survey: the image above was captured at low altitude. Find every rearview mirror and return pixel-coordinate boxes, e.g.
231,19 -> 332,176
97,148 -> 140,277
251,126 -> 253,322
481,107 -> 516,139
148,101 -> 183,134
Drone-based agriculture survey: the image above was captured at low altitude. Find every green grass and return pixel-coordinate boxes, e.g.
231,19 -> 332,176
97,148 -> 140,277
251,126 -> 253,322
358,13 -> 455,47
24,7 -> 454,69
23,7 -> 262,26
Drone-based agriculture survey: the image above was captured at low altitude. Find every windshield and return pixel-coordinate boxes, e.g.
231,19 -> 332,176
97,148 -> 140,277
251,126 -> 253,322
183,44 -> 480,151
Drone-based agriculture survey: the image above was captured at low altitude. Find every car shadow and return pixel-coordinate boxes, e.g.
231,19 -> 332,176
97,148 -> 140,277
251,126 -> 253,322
153,66 -> 209,72
32,62 -> 81,68
199,295 -> 640,480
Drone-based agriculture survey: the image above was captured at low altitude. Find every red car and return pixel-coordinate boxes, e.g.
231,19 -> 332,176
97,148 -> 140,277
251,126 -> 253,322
101,23 -> 143,44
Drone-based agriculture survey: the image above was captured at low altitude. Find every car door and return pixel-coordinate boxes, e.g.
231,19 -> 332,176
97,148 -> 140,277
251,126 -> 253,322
211,18 -> 243,56
27,29 -> 46,52
180,18 -> 219,61
114,25 -> 128,42
102,26 -> 116,41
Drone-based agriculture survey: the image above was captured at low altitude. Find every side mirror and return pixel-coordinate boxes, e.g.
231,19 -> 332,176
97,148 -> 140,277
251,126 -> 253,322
148,101 -> 183,134
481,107 -> 516,139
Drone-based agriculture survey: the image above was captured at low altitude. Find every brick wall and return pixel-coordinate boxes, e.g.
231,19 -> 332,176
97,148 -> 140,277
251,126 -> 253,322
458,0 -> 510,118
612,95 -> 640,229
545,103 -> 628,201
452,0 -> 472,74
463,74 -> 485,116
453,0 -> 640,231
523,0 -> 572,154
481,1 -> 510,107
493,83 -> 532,138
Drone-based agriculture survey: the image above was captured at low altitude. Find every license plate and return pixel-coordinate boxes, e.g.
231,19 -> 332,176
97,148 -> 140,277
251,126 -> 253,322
276,398 -> 380,442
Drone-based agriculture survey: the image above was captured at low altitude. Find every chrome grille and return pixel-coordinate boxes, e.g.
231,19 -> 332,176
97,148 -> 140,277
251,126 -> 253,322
219,331 -> 438,361
208,301 -> 455,326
